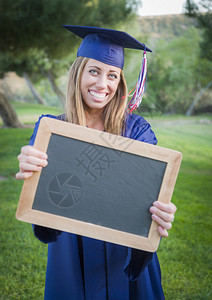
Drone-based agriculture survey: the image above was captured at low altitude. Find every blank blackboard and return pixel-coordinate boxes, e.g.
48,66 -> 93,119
16,117 -> 182,252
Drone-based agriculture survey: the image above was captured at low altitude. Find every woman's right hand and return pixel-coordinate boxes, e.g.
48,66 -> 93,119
16,145 -> 48,180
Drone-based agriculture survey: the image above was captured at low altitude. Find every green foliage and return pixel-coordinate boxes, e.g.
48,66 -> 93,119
1,12 -> 211,114
141,26 -> 212,114
114,15 -> 212,115
1,48 -> 54,81
0,0 -> 141,77
0,114 -> 212,299
185,0 -> 212,61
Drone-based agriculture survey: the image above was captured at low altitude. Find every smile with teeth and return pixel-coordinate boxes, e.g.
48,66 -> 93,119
89,90 -> 108,100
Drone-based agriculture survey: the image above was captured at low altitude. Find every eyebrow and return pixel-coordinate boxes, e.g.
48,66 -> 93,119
88,65 -> 120,74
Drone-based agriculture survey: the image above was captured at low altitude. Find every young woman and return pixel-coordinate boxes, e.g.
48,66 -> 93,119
16,26 -> 176,300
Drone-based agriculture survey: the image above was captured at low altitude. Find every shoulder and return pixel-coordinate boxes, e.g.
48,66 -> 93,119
29,114 -> 65,145
125,113 -> 149,128
35,113 -> 66,124
124,113 -> 157,145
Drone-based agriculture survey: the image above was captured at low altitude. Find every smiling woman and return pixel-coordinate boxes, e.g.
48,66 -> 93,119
81,60 -> 121,130
15,25 -> 177,300
81,59 -> 121,109
67,57 -> 126,132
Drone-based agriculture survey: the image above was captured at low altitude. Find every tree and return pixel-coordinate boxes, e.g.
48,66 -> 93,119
185,0 -> 212,60
0,0 -> 141,127
186,80 -> 212,115
142,26 -> 212,114
183,0 -> 212,114
0,88 -> 23,128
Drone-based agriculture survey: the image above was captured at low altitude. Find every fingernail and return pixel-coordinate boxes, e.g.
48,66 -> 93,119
153,201 -> 159,207
42,153 -> 47,159
150,207 -> 157,213
43,160 -> 48,167
152,214 -> 157,220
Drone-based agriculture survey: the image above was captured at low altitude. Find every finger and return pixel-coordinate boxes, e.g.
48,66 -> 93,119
19,162 -> 43,172
16,171 -> 33,180
151,213 -> 172,230
18,154 -> 48,167
149,206 -> 175,223
21,145 -> 47,159
158,226 -> 169,238
153,201 -> 177,214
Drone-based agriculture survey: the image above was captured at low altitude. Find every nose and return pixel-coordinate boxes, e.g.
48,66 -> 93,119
96,74 -> 107,89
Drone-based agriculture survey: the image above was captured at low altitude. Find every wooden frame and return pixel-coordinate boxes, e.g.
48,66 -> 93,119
16,117 -> 182,252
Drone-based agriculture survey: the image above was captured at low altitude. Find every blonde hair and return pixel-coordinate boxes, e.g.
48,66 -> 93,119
65,57 -> 128,135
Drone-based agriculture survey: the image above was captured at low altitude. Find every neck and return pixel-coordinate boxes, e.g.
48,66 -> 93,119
85,110 -> 104,131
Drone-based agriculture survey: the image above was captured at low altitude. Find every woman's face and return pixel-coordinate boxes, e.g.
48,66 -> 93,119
80,59 -> 121,113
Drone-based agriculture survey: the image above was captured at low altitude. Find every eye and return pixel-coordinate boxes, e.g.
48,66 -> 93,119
89,69 -> 98,75
109,73 -> 118,79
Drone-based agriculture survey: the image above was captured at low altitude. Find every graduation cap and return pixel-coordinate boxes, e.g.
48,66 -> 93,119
62,25 -> 152,113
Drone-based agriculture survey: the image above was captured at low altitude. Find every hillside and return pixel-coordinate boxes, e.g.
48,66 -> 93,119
138,14 -> 197,38
137,14 -> 198,49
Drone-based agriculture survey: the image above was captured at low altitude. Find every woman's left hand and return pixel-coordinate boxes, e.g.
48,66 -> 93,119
149,201 -> 177,237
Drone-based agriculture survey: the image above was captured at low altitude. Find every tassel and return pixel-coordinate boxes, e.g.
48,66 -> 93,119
126,50 -> 147,114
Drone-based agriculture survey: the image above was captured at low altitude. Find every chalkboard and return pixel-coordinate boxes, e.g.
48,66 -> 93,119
16,117 -> 182,252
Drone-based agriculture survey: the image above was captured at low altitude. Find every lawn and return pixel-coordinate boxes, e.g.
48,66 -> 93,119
151,117 -> 212,300
3,102 -> 62,126
0,105 -> 211,299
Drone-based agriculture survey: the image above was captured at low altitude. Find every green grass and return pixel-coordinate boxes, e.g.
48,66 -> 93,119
148,118 -> 212,300
0,111 -> 212,299
0,128 -> 47,299
0,102 -> 62,126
